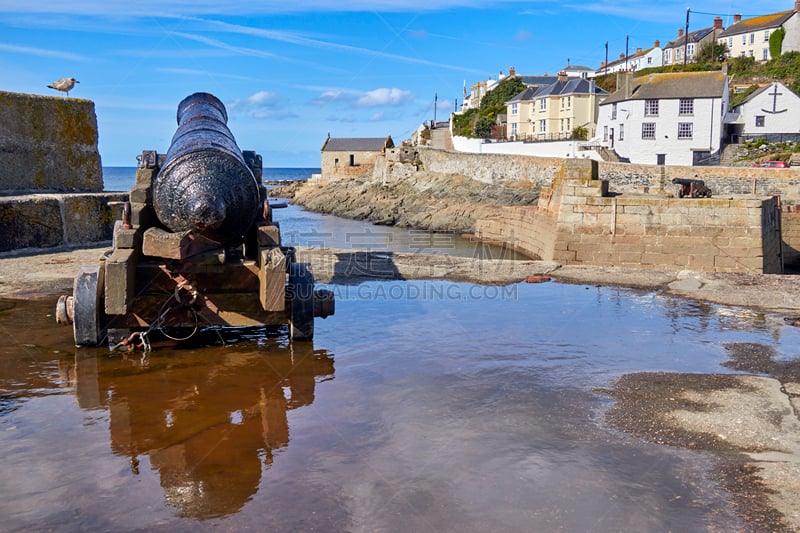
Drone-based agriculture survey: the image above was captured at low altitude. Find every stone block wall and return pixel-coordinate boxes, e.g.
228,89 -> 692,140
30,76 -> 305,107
0,91 -> 102,192
475,163 -> 782,274
0,193 -> 124,253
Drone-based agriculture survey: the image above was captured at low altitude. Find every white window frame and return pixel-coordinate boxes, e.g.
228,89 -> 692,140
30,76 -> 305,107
679,98 -> 694,116
764,30 -> 770,42
619,124 -> 624,141
644,99 -> 659,116
642,122 -> 656,139
539,98 -> 547,111
511,103 -> 518,115
539,119 -> 547,133
677,122 -> 693,139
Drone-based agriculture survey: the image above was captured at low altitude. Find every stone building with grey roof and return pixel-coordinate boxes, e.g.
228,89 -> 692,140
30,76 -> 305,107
662,18 -> 724,66
596,70 -> 729,166
320,135 -> 394,179
718,2 -> 800,61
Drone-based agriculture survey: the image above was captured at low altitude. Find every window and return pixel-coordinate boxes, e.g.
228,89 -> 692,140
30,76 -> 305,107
664,49 -> 672,63
764,30 -> 770,42
603,126 -> 609,142
678,122 -> 693,139
679,98 -> 694,115
611,103 -> 617,120
741,34 -> 747,45
642,122 -> 656,139
644,99 -> 659,116
755,115 -> 765,127
728,37 -> 733,48
567,96 -> 571,108
539,98 -> 547,111
619,124 -> 624,141
511,103 -> 518,115
687,43 -> 695,58
539,119 -> 547,133
750,33 -> 755,44
647,56 -> 652,64
763,48 -> 769,60
749,50 -> 754,57
511,123 -> 517,136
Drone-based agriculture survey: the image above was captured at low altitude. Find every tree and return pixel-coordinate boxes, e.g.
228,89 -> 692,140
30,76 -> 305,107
694,41 -> 730,64
770,27 -> 785,59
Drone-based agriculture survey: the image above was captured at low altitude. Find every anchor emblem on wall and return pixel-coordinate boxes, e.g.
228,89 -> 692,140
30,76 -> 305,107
762,82 -> 788,114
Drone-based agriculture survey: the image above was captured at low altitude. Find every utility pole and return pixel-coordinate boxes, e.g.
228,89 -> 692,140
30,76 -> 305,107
433,92 -> 438,128
605,41 -> 609,77
683,8 -> 690,67
625,35 -> 629,71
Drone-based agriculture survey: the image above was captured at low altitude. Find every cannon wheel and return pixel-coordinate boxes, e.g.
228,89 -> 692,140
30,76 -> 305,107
288,262 -> 314,341
73,265 -> 104,346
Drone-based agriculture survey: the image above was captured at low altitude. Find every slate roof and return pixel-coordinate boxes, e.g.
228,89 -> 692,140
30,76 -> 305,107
518,75 -> 558,87
719,10 -> 795,37
601,71 -> 727,105
321,136 -> 394,152
505,78 -> 608,105
663,26 -> 715,49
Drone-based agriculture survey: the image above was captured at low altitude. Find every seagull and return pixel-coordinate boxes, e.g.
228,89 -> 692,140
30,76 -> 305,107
47,77 -> 79,96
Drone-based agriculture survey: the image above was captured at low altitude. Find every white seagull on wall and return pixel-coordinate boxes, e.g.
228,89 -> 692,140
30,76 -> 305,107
47,77 -> 79,96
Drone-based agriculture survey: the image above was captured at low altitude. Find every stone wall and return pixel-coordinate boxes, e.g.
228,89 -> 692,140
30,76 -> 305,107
0,91 -> 102,192
475,159 -> 783,274
321,150 -> 385,180
0,193 -> 123,253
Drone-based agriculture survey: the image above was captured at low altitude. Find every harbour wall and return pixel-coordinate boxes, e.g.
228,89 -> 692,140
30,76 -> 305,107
474,159 -> 783,274
0,91 -> 123,253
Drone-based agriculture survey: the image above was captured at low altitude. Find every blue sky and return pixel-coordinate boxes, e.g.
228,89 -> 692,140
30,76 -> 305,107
0,1 -> 793,167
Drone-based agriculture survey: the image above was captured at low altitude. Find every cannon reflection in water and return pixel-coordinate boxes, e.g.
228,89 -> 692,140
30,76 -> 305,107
56,92 -> 333,348
63,342 -> 335,519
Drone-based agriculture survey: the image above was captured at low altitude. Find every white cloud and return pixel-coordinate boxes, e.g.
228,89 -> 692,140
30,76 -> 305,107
0,42 -> 88,61
357,88 -> 414,107
228,90 -> 283,118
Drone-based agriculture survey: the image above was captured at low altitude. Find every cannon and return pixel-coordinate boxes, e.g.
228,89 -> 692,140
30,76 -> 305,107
56,92 -> 334,349
672,178 -> 712,198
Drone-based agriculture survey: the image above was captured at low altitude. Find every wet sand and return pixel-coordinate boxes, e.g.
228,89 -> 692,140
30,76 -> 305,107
2,245 -> 800,530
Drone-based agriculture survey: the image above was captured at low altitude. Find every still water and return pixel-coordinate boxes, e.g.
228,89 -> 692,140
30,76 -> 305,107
3,196 -> 800,531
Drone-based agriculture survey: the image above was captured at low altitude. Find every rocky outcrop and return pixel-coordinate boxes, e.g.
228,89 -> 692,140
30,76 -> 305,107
288,169 -> 540,232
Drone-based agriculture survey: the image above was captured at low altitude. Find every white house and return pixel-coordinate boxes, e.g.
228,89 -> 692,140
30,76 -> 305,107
718,2 -> 800,61
725,81 -> 800,142
594,41 -> 663,77
596,70 -> 729,166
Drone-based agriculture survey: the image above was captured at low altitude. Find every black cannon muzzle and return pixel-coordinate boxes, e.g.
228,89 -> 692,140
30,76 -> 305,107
153,92 -> 261,244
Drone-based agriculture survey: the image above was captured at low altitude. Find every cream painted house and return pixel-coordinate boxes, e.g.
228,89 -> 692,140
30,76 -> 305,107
594,41 -> 663,77
718,3 -> 800,61
505,73 -> 607,141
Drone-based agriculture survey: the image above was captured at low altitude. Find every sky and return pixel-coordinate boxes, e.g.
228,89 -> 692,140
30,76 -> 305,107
0,1 -> 794,167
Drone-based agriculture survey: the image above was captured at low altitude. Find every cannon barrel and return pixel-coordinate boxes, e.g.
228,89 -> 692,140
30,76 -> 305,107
153,92 -> 261,244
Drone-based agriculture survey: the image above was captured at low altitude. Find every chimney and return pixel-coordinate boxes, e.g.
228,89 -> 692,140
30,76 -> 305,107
733,13 -> 742,23
509,66 -> 516,77
654,39 -> 661,48
619,52 -> 626,59
616,70 -> 634,98
795,0 -> 800,12
678,28 -> 684,38
636,47 -> 643,53
714,16 -> 723,30
557,70 -> 568,82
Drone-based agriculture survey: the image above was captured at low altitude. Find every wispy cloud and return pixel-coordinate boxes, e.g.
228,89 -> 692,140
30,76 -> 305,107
192,18 -> 484,74
156,67 -> 257,81
0,42 -> 89,61
357,88 -> 414,107
226,90 -> 297,119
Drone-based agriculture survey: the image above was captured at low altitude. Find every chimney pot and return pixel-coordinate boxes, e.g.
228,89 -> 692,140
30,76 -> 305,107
714,16 -> 723,30
678,28 -> 684,37
733,13 -> 742,23
654,39 -> 661,48
557,70 -> 568,81
509,66 -> 516,76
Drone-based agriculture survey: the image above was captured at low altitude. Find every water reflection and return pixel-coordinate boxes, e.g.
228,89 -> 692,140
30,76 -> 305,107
60,340 -> 334,519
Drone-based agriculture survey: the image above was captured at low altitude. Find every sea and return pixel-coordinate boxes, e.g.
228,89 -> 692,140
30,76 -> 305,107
102,166 -> 317,192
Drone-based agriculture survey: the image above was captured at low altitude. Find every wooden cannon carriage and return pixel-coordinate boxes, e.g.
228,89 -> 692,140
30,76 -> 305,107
56,93 -> 334,349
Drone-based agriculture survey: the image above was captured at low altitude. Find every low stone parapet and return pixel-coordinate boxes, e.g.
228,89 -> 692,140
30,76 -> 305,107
0,192 -> 126,253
